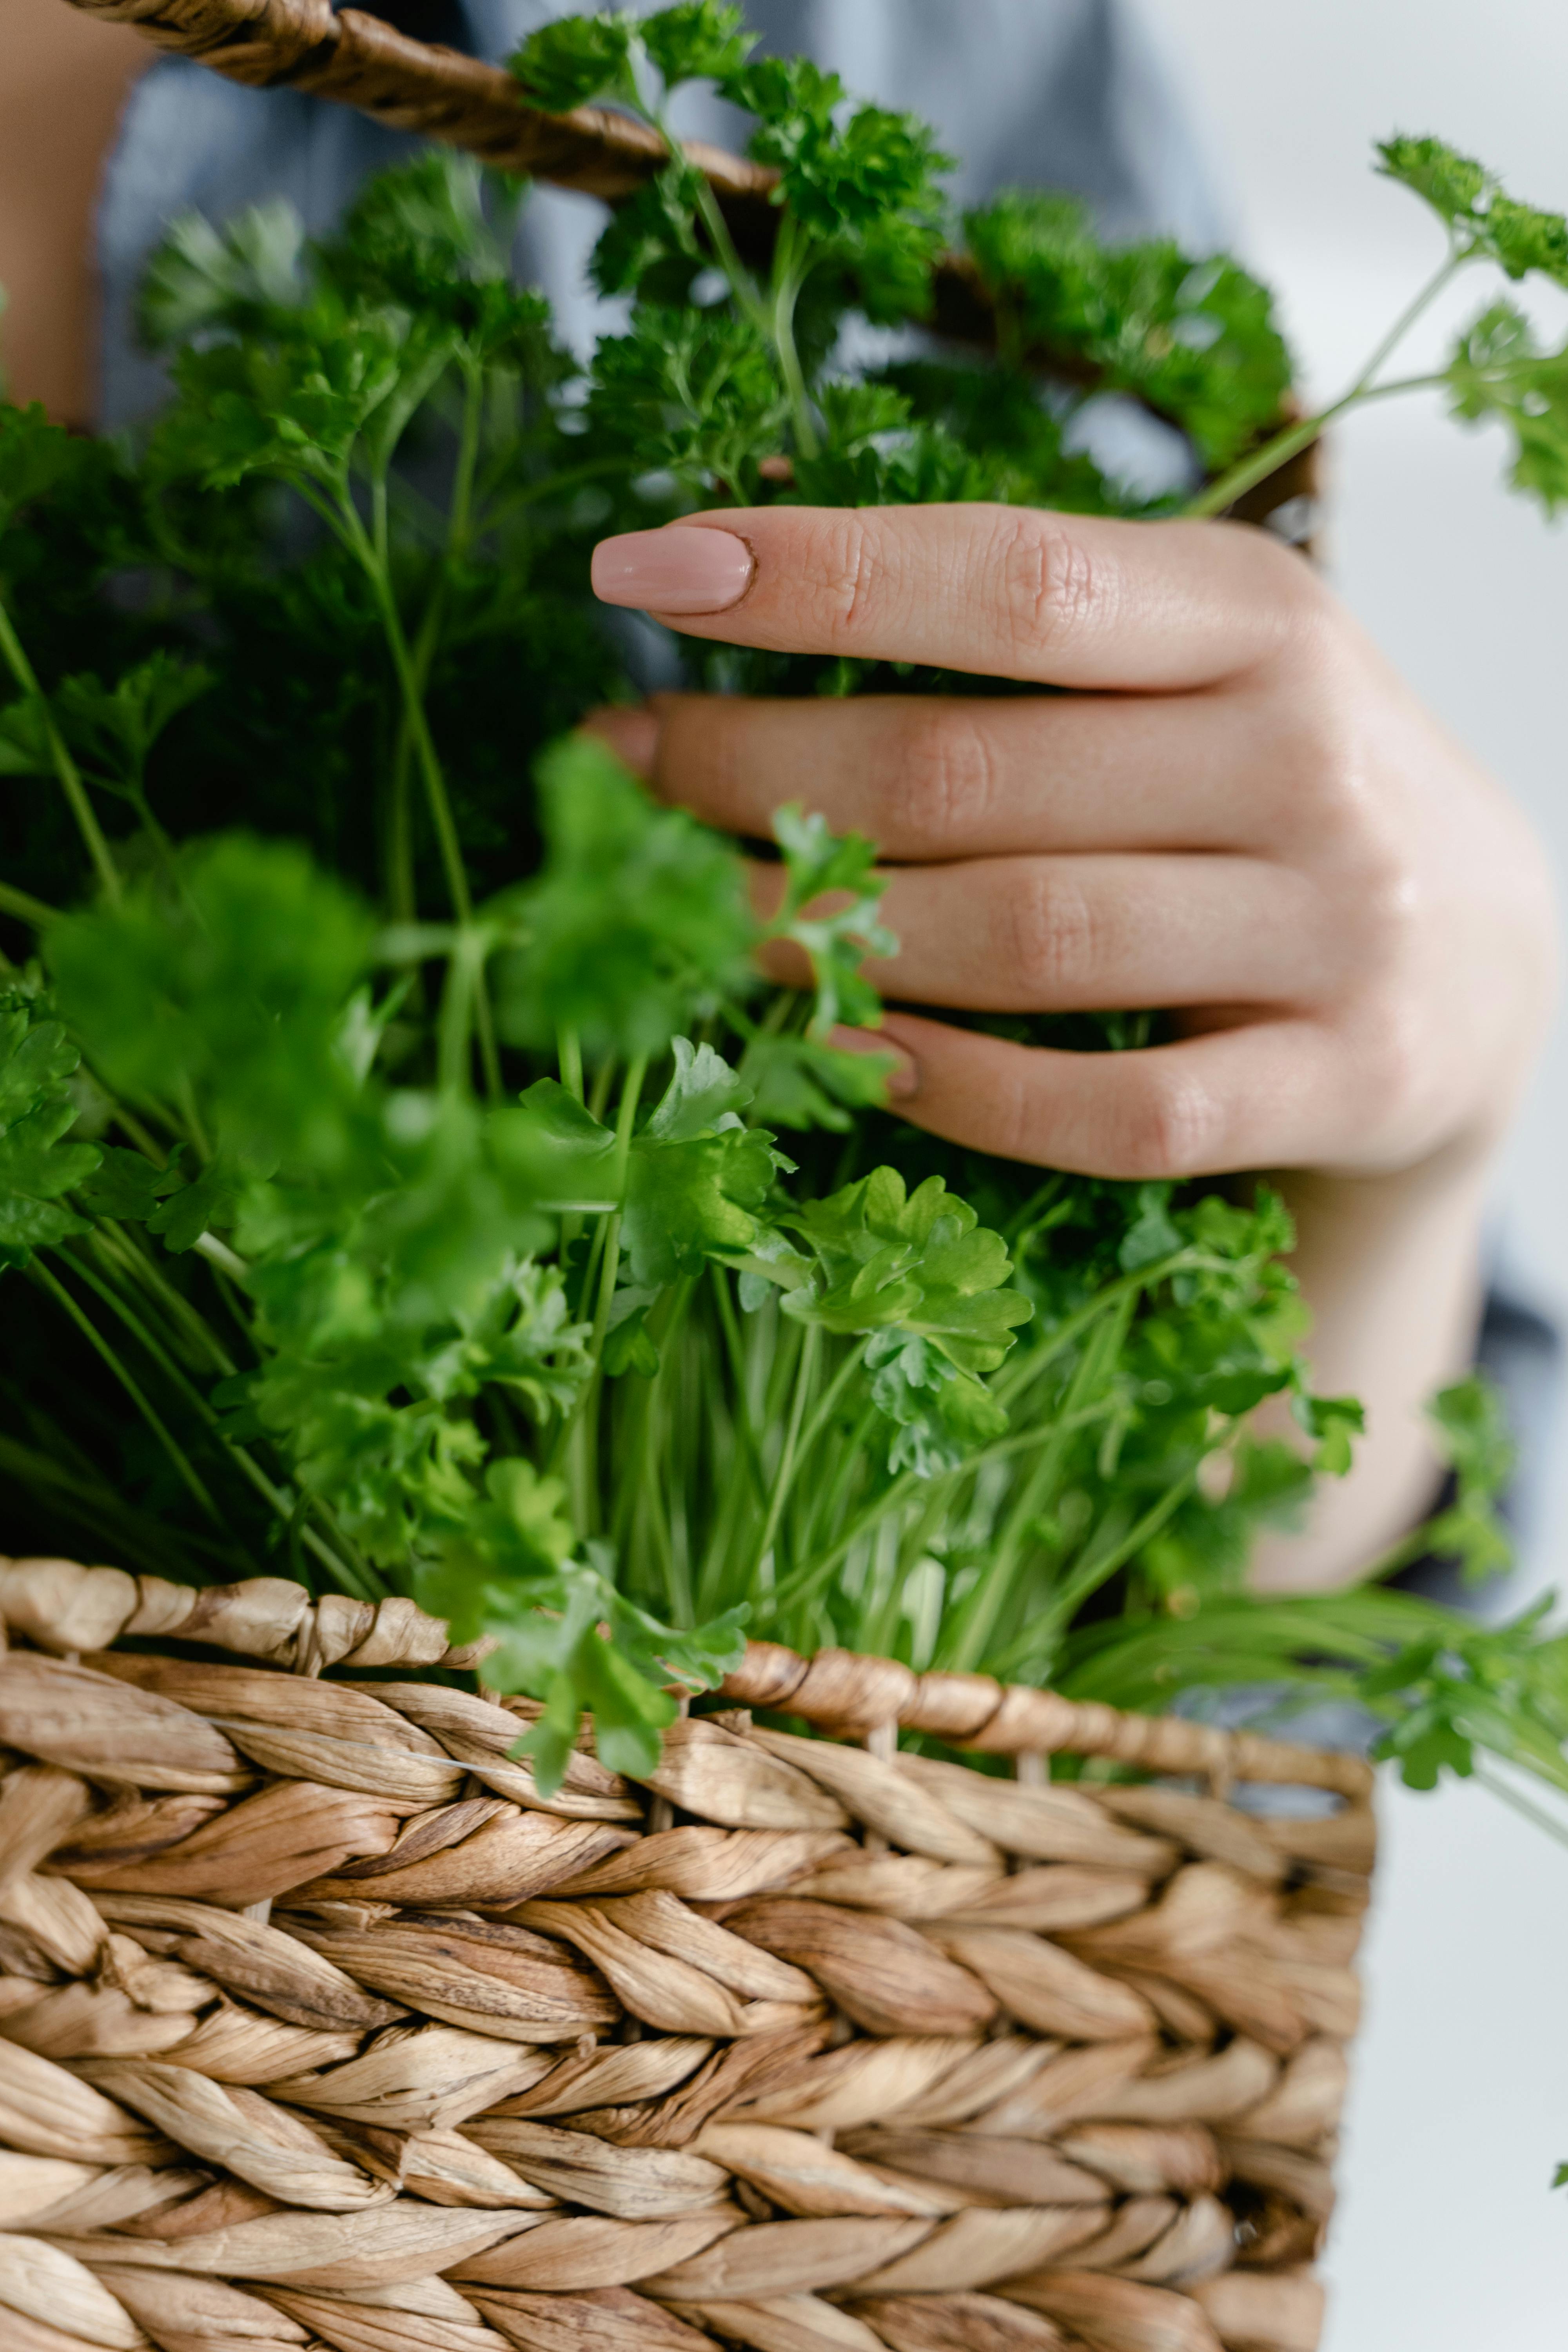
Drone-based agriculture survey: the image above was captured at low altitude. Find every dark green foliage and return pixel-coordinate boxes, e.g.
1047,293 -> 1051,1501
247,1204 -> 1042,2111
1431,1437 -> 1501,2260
1378,133 -> 1568,285
1446,302 -> 1568,514
0,996 -> 100,1266
640,1 -> 756,88
509,12 -> 635,112
493,736 -> 756,1058
964,190 -> 1292,469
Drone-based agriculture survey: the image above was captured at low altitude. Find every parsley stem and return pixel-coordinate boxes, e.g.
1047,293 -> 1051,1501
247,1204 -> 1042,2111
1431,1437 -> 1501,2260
0,878 -> 59,929
769,216 -> 821,461
989,1464 -> 1204,1678
1471,1763 -> 1568,1851
56,1240 -> 307,1547
565,1054 -> 647,1528
0,599 -> 120,906
89,1223 -> 235,1377
450,359 -> 485,558
1185,249 -> 1468,521
748,1319 -> 821,1589
339,499 -> 503,1100
30,1259 -> 222,1525
1349,245 -> 1468,400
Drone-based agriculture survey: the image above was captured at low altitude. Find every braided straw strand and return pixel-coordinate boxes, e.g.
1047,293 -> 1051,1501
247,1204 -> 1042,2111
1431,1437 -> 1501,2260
0,1560 -> 1367,2352
59,0 -> 778,200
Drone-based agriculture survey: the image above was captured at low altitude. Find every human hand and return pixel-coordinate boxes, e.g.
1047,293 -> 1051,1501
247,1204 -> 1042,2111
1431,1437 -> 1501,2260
589,504 -> 1556,1187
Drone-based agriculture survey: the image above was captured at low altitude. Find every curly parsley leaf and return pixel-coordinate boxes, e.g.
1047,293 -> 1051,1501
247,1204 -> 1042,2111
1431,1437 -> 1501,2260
139,203 -> 308,350
0,403 -> 108,533
494,736 -> 755,1059
779,1168 -> 1032,1472
510,13 -> 635,113
419,1530 -> 746,1788
1379,134 -> 1568,286
965,190 -> 1292,469
1446,301 -> 1568,515
765,802 -> 896,1038
0,998 -> 100,1267
624,1039 -> 787,1286
640,1 -> 756,88
584,304 -> 787,499
738,1029 -> 896,1132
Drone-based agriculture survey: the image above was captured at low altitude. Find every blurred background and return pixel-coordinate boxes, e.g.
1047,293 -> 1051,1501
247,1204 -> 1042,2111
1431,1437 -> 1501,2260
1136,0 -> 1568,2338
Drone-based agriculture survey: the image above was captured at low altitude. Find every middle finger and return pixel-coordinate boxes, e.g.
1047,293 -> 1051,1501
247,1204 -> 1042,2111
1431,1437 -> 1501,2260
630,690 -> 1293,861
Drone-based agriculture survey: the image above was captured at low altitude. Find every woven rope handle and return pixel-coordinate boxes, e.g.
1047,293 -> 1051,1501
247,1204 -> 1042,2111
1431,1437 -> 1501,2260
0,1558 -> 1372,1796
59,0 -> 779,198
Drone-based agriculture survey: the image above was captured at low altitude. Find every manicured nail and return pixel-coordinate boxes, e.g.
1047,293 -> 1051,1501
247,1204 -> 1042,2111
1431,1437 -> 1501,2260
581,704 -> 661,777
828,1025 -> 919,1099
591,526 -> 754,615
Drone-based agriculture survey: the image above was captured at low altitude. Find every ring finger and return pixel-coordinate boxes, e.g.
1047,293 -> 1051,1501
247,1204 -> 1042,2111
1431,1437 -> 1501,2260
759,852 -> 1334,1014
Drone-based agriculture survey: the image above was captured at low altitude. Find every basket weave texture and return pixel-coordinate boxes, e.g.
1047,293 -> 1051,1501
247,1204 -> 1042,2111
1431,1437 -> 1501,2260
0,1560 -> 1371,2352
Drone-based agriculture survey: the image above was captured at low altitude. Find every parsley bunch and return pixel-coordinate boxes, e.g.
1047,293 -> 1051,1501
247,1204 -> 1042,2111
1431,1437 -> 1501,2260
0,13 -> 1561,1799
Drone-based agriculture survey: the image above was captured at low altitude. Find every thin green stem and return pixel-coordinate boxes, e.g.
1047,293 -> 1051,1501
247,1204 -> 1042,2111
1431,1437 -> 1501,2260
336,495 -> 502,1099
0,601 -> 120,904
787,1334 -> 871,1492
90,1223 -> 235,1377
563,1055 -> 647,1530
991,1465 -> 1204,1676
1471,1763 -> 1568,1853
1349,247 -> 1468,399
58,1242 -> 299,1537
942,1299 -> 1123,1676
0,877 -> 60,929
769,216 -> 820,460
450,360 -> 485,559
709,1265 -> 767,1501
1185,243 -> 1468,520
31,1259 -> 221,1524
749,1320 -> 821,1589
690,177 -> 771,337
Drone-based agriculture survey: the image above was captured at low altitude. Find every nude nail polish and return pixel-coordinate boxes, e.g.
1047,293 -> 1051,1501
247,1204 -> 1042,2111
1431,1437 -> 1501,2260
591,526 -> 754,616
828,1025 -> 919,1098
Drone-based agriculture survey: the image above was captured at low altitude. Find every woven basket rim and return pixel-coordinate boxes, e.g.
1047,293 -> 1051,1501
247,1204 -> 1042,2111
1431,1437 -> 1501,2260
0,1557 -> 1372,1797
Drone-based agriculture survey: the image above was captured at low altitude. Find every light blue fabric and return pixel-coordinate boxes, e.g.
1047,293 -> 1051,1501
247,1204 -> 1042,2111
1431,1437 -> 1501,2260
97,0 -> 1231,426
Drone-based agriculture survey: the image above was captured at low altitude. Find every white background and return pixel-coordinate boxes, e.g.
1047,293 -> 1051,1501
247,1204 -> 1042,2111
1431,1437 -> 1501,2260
1136,2 -> 1568,2340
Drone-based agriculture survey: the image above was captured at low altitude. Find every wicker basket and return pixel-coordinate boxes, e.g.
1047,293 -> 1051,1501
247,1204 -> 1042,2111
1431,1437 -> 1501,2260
0,1557 -> 1371,2352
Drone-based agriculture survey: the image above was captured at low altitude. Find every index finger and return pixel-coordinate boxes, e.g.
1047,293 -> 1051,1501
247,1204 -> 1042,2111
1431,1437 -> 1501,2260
590,504 -> 1319,691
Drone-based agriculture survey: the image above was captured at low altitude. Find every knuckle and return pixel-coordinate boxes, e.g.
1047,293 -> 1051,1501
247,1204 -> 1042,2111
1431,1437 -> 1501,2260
1108,1068 -> 1220,1181
885,706 -> 998,849
796,511 -> 885,641
1004,864 -> 1099,1002
994,511 -> 1102,666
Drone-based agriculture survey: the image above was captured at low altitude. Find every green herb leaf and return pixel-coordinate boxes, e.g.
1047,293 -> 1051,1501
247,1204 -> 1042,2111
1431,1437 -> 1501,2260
640,2 -> 756,88
509,13 -> 635,113
0,998 -> 100,1268
495,737 -> 755,1058
623,1040 -> 786,1286
1446,301 -> 1568,515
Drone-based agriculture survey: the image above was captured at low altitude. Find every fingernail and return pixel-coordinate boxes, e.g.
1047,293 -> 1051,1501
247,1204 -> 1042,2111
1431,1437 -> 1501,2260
581,704 -> 661,777
592,526 -> 754,615
828,1025 -> 919,1099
